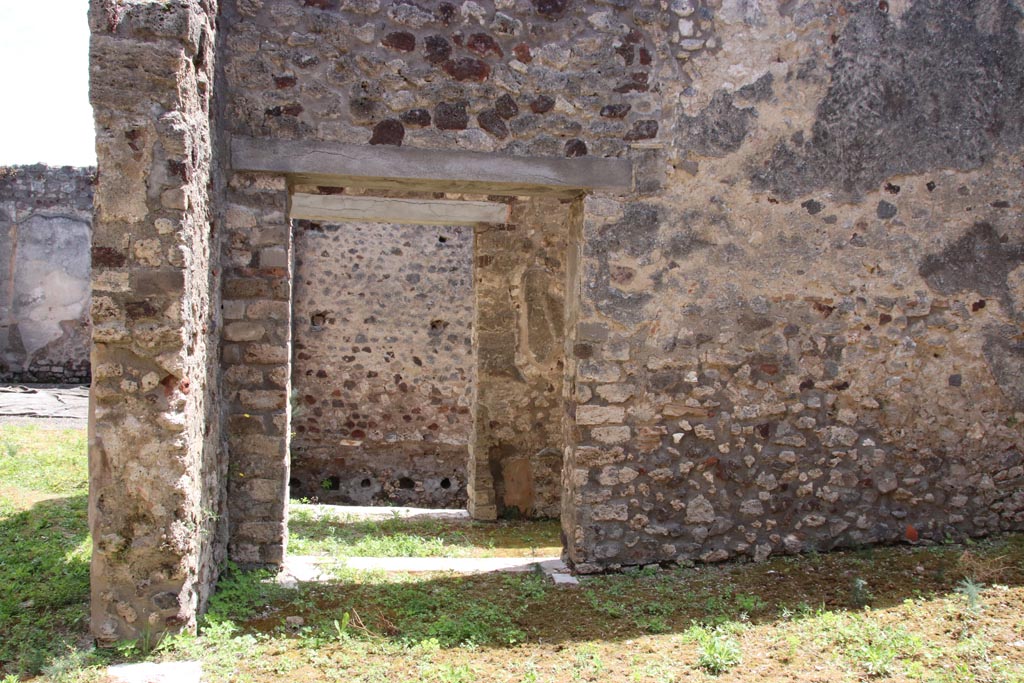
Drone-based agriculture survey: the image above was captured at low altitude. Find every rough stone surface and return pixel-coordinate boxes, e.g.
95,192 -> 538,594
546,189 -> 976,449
0,165 -> 93,383
289,220 -> 473,508
91,0 -> 1024,643
88,0 -> 225,645
472,196 -> 572,519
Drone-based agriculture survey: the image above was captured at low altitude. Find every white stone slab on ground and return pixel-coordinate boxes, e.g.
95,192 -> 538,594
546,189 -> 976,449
290,503 -> 471,521
286,554 -> 563,577
107,661 -> 202,683
551,572 -> 580,587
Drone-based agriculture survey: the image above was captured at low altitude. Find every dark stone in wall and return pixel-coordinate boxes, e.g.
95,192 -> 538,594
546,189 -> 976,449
92,246 -> 127,268
533,0 -> 571,20
436,2 -> 457,25
876,200 -> 897,219
601,103 -> 631,119
530,95 -> 555,114
918,222 -> 1024,316
478,109 -> 509,139
675,91 -> 755,156
369,118 -> 405,145
624,120 -> 659,141
495,94 -> 519,119
564,139 -> 587,157
801,199 -> 823,215
467,33 -> 503,58
443,57 -> 491,82
753,0 -> 1024,200
435,101 -> 469,130
382,31 -> 416,52
400,108 -> 431,126
424,35 -> 451,64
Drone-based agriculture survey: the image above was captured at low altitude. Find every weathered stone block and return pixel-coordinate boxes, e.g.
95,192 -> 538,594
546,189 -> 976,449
576,405 -> 626,425
224,322 -> 266,342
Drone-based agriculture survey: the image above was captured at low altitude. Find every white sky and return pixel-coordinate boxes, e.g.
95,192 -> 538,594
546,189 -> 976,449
0,0 -> 96,167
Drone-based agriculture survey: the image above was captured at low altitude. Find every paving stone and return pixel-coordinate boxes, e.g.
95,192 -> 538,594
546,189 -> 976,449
107,661 -> 202,683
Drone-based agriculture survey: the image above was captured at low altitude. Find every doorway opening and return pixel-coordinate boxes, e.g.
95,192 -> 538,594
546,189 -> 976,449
281,187 -> 580,564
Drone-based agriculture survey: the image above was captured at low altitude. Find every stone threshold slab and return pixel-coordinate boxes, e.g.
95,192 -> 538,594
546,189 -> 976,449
289,503 -> 471,521
277,555 -> 578,587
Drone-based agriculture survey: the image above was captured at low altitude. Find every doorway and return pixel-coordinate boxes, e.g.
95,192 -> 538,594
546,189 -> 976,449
284,188 -> 577,523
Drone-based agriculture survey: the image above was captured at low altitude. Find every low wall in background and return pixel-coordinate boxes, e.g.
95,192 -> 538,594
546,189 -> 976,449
0,165 -> 93,384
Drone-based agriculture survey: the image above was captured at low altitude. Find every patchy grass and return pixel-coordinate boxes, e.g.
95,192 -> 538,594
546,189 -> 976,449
3,424 -> 1024,683
0,425 -> 92,679
288,505 -> 562,558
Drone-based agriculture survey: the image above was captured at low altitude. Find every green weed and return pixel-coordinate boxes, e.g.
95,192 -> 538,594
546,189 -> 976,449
692,627 -> 742,675
956,578 -> 984,616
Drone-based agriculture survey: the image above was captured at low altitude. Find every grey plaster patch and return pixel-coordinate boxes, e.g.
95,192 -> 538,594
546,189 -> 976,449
918,222 -> 1024,316
674,91 -> 757,158
753,0 -> 1024,200
982,325 -> 1024,409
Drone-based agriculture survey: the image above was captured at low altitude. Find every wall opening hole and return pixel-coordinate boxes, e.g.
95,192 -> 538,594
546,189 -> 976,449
321,476 -> 341,491
438,235 -> 448,243
311,311 -> 328,327
440,477 -> 452,489
398,477 -> 416,489
289,477 -> 300,489
360,477 -> 372,488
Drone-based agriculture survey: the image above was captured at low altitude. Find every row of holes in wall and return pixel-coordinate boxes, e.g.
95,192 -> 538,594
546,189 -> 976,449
292,476 -> 454,491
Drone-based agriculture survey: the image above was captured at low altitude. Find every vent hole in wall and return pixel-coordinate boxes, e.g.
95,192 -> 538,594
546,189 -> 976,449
438,235 -> 448,243
289,478 -> 300,489
322,476 -> 340,491
440,477 -> 452,489
398,477 -> 416,490
360,478 -> 372,488
311,311 -> 328,327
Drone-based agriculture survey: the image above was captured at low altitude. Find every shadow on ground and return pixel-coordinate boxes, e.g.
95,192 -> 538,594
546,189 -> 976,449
215,532 -> 1024,650
0,494 -> 91,677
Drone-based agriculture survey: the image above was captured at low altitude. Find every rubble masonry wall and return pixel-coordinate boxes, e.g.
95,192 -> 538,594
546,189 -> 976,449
88,0 -> 225,643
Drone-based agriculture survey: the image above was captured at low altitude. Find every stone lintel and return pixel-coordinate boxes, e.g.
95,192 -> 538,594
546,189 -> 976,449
290,193 -> 511,226
230,136 -> 634,196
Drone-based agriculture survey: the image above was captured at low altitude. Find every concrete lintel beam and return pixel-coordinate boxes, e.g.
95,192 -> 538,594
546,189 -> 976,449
230,136 -> 634,195
290,193 -> 511,226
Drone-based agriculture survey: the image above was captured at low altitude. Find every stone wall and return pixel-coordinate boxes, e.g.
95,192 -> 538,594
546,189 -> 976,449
0,165 -> 93,384
218,0 -> 1024,567
472,195 -> 572,519
88,0 -> 224,643
562,0 -> 1024,571
290,219 -> 474,507
90,0 -> 1024,644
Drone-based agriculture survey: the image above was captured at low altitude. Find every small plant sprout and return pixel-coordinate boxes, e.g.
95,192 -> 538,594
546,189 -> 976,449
851,577 -> 873,608
956,577 -> 984,615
